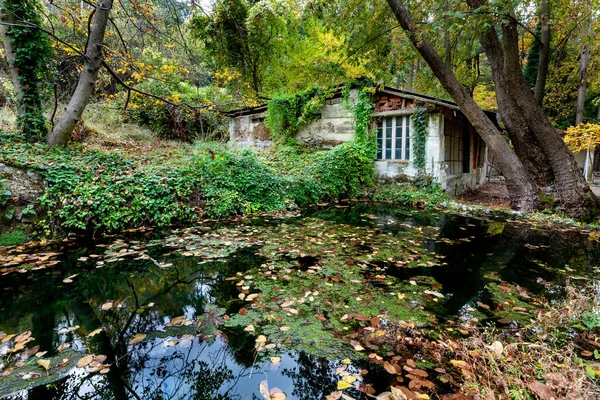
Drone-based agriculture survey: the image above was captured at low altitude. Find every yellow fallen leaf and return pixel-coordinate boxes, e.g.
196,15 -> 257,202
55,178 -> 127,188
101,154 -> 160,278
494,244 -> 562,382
87,328 -> 103,338
244,325 -> 255,332
341,358 -> 351,365
450,359 -> 467,367
337,380 -> 352,390
101,302 -> 113,311
37,359 -> 51,371
279,326 -> 291,332
270,356 -> 281,365
341,375 -> 356,384
417,395 -> 430,400
129,333 -> 147,345
353,344 -> 364,351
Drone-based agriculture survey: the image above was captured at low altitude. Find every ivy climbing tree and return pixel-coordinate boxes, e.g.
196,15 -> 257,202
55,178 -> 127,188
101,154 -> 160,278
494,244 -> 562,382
0,0 -> 53,141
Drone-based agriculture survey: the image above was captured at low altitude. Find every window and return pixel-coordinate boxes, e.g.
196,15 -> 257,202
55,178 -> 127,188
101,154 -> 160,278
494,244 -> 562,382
444,118 -> 470,175
376,116 -> 411,160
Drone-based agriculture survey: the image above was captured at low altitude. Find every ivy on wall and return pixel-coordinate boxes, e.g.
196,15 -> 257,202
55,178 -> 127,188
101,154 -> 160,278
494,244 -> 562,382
264,86 -> 333,143
412,107 -> 428,176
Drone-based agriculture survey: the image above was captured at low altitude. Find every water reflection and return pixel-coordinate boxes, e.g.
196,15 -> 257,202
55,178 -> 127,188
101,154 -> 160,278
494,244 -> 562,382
0,205 -> 599,399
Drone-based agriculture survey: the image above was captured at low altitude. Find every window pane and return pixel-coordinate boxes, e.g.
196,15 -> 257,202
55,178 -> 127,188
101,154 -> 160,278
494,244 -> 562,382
405,117 -> 410,160
376,121 -> 383,159
395,117 -> 403,159
385,118 -> 392,159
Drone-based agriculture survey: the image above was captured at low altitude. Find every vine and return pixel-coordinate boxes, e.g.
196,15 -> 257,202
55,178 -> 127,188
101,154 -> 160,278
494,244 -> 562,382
4,0 -> 53,141
412,107 -> 428,176
264,86 -> 332,143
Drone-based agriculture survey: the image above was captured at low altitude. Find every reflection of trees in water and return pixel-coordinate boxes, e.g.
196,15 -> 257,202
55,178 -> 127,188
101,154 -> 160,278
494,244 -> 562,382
2,247 -> 263,400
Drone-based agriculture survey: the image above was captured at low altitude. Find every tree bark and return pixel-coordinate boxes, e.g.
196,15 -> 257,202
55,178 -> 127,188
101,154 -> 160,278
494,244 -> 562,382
478,24 -> 553,188
534,0 -> 550,106
0,0 -> 24,111
576,9 -> 591,125
47,0 -> 113,146
476,11 -> 596,218
386,0 -> 539,212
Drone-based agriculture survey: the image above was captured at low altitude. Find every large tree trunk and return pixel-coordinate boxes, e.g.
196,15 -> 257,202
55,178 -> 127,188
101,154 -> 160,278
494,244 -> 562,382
47,0 -> 113,146
0,0 -> 23,104
478,24 -> 553,188
386,0 -> 539,212
534,0 -> 550,106
481,15 -> 596,218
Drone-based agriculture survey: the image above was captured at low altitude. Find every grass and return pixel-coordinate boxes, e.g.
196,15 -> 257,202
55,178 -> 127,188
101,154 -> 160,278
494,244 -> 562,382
0,229 -> 28,246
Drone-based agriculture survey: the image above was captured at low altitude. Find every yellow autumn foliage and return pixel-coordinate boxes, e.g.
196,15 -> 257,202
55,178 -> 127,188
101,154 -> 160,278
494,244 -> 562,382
564,123 -> 600,153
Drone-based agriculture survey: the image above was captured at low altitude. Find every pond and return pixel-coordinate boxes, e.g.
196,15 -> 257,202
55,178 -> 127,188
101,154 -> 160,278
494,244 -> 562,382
0,204 -> 599,399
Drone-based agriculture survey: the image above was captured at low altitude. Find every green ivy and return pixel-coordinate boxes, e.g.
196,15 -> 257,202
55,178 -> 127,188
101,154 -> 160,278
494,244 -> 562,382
264,86 -> 331,142
412,108 -> 428,176
4,0 -> 53,141
0,180 -> 11,208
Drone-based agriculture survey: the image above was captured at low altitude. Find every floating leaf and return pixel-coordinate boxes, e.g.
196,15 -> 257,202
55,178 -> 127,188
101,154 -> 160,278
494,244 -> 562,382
337,380 -> 352,390
129,333 -> 147,345
37,359 -> 51,371
270,356 -> 281,365
279,326 -> 291,332
77,355 -> 94,368
0,368 -> 13,377
88,328 -> 103,338
57,343 -> 71,351
244,324 -> 255,332
101,302 -> 113,311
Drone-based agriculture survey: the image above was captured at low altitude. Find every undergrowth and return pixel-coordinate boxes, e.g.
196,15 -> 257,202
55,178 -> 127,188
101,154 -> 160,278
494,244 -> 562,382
0,132 -> 378,235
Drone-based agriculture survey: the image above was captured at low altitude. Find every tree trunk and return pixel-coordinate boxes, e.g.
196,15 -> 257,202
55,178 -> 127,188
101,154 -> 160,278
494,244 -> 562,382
0,0 -> 23,105
47,0 -> 113,146
386,0 -> 539,212
534,0 -> 550,106
576,29 -> 591,125
478,24 -> 553,188
477,13 -> 596,218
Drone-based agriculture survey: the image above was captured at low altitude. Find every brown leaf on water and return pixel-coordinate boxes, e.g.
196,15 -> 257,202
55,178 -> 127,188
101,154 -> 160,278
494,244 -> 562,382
35,351 -> 47,358
57,343 -> 71,351
14,330 -> 32,343
77,355 -> 94,368
477,301 -> 490,310
87,328 -> 103,338
129,333 -> 147,345
167,316 -> 186,326
23,345 -> 40,357
0,368 -> 13,377
2,334 -> 15,343
326,391 -> 342,400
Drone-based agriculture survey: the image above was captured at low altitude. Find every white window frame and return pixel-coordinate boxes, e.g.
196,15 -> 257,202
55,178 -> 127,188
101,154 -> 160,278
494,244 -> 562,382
376,116 -> 411,161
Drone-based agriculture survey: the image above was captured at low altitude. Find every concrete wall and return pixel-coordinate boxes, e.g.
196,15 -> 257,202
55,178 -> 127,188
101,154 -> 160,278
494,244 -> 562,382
296,97 -> 355,148
229,112 -> 272,148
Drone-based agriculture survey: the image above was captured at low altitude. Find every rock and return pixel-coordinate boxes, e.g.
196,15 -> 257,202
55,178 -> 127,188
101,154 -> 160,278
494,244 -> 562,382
0,164 -> 44,205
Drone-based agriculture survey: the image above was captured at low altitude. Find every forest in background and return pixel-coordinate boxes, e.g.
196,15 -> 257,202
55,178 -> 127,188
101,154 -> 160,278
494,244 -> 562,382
0,0 -> 598,142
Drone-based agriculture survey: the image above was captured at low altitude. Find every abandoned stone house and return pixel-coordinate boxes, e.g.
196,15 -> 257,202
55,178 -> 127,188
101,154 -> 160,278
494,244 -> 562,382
227,85 -> 493,195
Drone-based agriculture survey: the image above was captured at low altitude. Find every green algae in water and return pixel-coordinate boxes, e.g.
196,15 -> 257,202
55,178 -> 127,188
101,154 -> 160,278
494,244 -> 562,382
0,204 -> 599,399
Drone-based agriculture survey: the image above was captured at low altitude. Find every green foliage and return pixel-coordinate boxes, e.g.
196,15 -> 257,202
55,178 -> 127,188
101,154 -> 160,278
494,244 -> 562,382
0,229 -> 27,246
523,25 -> 542,89
4,0 -> 53,141
0,180 -> 11,208
264,87 -> 328,142
125,81 -> 229,142
581,311 -> 600,330
412,108 -> 428,176
368,183 -> 449,207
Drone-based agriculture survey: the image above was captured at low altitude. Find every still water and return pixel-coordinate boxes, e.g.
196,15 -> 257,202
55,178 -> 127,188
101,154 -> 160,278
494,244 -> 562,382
0,204 -> 598,399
